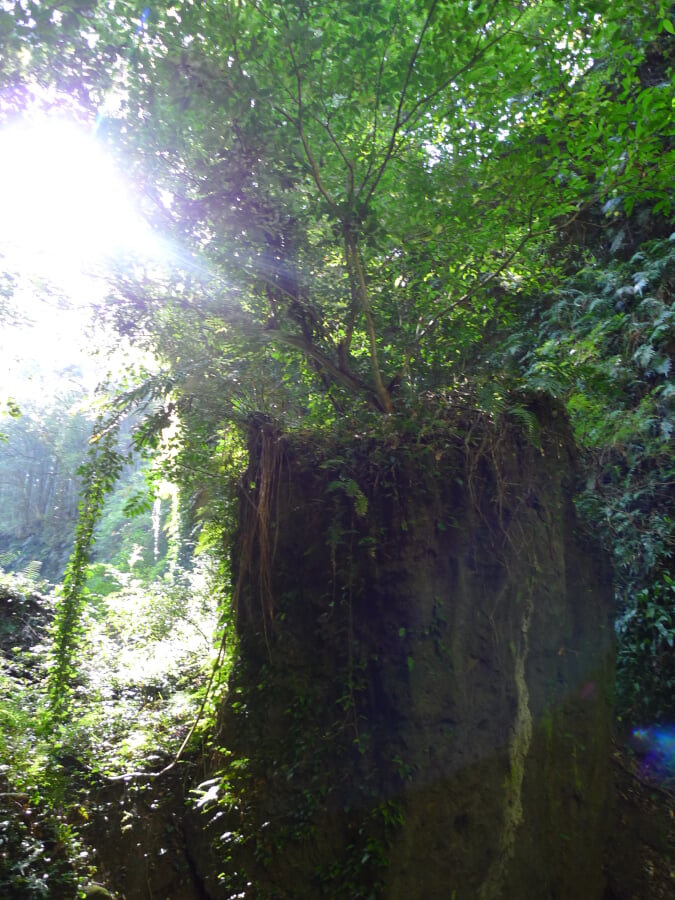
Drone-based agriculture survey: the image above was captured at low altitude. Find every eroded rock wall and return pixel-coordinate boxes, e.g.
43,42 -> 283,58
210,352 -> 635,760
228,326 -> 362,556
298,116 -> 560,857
197,397 -> 614,899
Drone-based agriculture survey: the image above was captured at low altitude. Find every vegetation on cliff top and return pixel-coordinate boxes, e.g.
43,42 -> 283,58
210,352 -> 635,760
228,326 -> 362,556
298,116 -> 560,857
0,0 -> 673,894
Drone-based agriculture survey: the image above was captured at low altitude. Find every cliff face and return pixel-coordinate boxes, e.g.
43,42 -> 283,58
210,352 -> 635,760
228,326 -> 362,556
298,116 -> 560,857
194,396 -> 614,899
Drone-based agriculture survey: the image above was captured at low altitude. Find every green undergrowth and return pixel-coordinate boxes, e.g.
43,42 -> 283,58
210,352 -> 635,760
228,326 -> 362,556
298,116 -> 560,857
0,572 -> 86,897
69,562 -> 220,774
0,558 -> 224,897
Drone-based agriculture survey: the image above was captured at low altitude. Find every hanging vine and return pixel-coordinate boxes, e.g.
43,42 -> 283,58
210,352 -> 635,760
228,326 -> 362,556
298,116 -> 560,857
47,416 -> 128,720
233,418 -> 287,656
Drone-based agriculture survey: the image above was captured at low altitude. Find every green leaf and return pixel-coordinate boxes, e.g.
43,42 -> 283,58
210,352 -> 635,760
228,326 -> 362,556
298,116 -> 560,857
653,356 -> 671,376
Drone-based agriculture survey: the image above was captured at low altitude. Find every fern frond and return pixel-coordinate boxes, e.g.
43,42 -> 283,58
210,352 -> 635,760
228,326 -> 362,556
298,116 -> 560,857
507,404 -> 541,450
0,550 -> 17,568
22,560 -> 43,584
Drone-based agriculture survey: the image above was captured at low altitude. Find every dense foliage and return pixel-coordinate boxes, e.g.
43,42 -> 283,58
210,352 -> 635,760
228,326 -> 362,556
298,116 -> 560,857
85,0 -> 674,722
90,1 -> 672,415
0,1 -> 673,892
1,0 -> 673,715
508,230 -> 675,721
0,399 -> 178,582
0,562 -> 219,896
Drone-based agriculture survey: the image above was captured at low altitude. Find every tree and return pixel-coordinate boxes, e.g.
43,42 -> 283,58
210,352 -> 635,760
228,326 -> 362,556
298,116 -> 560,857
1,0 -> 673,720
0,402 -> 90,578
81,0 -> 671,420
2,1 -> 671,420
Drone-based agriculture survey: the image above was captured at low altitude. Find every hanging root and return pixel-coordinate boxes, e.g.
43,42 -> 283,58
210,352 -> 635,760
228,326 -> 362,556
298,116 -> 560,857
107,421 -> 286,783
233,420 -> 286,656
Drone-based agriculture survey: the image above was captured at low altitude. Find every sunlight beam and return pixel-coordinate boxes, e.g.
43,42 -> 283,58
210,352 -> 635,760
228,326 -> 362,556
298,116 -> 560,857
0,114 -> 160,288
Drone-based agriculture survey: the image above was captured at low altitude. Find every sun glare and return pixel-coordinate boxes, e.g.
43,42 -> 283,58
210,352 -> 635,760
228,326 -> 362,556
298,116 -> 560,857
0,114 -> 159,284
0,112 -> 163,404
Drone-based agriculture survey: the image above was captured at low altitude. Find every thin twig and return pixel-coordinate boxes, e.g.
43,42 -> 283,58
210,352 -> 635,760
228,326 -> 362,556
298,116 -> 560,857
362,0 -> 441,202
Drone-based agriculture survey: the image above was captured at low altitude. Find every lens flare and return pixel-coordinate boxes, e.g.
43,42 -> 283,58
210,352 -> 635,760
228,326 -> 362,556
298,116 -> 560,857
0,114 -> 160,287
631,725 -> 675,779
0,110 -> 164,403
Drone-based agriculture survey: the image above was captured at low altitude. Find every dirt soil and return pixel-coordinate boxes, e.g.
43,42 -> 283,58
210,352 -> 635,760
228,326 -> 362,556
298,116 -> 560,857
605,742 -> 675,900
77,742 -> 675,899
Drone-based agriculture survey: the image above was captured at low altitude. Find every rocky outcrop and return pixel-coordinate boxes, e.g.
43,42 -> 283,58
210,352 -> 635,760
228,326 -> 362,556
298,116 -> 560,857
196,396 -> 614,899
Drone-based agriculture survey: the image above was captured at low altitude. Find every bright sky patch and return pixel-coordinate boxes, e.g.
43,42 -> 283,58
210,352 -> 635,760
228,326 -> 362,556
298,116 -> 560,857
0,114 -> 158,282
0,112 -> 162,404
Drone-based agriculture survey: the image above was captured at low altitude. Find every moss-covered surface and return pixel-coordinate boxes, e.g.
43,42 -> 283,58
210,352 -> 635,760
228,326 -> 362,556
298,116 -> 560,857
192,395 -> 614,898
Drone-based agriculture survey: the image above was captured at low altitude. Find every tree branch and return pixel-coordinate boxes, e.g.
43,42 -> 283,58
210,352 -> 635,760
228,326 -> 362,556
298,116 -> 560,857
360,0 -> 527,202
403,202 -> 592,372
343,229 -> 392,413
361,0 -> 441,202
362,20 -> 397,188
280,11 -> 337,211
270,329 -> 383,409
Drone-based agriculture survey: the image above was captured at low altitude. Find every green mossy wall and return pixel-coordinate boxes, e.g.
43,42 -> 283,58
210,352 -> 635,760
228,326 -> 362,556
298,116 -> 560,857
192,396 -> 614,899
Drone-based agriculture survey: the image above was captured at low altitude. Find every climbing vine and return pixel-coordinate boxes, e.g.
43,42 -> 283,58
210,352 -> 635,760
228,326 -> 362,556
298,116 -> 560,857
48,417 -> 128,719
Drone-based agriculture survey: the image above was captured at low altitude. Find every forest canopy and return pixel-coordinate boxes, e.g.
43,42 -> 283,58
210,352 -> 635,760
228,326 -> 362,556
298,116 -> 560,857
2,0 -> 671,419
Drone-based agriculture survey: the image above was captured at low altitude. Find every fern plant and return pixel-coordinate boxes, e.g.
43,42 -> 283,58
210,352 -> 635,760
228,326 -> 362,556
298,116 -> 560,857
511,232 -> 675,722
